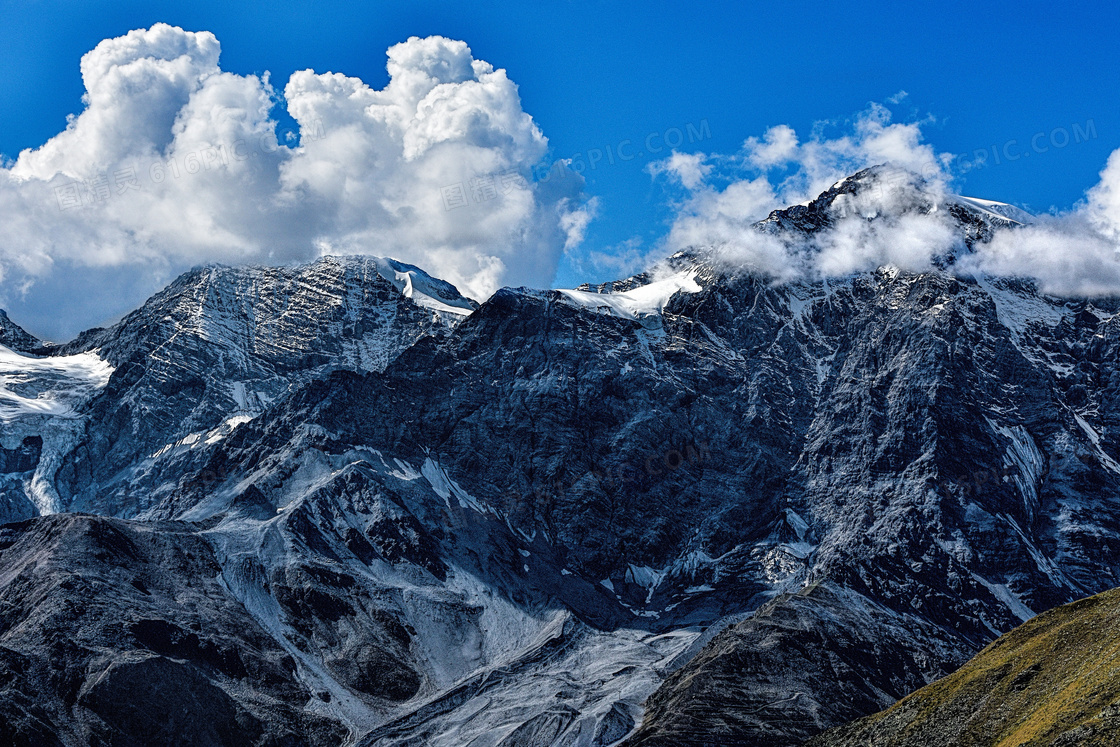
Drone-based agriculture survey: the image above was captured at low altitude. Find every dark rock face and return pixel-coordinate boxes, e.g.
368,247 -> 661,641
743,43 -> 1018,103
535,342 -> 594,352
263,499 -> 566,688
622,265 -> 1120,744
624,585 -> 971,747
0,514 -> 345,746
0,170 -> 1118,745
0,437 -> 42,474
271,563 -> 422,702
0,310 -> 41,353
78,655 -> 263,747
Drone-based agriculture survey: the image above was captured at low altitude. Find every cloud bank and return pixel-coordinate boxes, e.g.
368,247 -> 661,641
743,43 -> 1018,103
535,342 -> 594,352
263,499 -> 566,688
1,24 -> 589,339
5,30 -> 1120,339
649,102 -> 1120,298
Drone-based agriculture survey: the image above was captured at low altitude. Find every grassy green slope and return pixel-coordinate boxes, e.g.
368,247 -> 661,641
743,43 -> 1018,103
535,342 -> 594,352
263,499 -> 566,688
807,588 -> 1120,746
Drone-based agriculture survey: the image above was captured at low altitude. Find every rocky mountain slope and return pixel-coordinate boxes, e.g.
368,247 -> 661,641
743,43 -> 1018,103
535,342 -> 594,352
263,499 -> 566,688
806,586 -> 1120,747
0,311 -> 40,353
0,167 -> 1117,745
0,255 -> 475,524
0,514 -> 346,747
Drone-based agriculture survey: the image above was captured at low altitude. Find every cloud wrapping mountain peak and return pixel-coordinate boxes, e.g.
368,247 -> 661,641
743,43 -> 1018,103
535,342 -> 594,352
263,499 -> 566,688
649,103 -> 1120,297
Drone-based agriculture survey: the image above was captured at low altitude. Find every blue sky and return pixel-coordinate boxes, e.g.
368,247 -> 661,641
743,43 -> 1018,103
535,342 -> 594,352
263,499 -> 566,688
1,0 -> 1118,337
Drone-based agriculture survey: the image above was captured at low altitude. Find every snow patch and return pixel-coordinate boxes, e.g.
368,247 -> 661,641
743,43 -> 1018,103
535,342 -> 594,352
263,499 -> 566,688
987,418 -> 1046,519
684,584 -> 714,594
978,278 -> 1067,340
391,458 -> 423,482
952,195 -> 1033,226
370,257 -> 476,316
421,458 -> 487,513
971,573 -> 1035,623
152,413 -> 256,459
0,345 -> 114,421
555,271 -> 701,325
784,508 -> 810,540
1075,414 -> 1120,475
626,564 -> 665,591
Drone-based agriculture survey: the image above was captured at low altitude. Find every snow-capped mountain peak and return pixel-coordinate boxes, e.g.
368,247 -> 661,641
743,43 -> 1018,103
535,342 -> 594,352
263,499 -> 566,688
365,256 -> 480,316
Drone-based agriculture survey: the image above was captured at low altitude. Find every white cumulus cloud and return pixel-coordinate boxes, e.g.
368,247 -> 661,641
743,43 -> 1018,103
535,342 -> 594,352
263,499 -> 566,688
0,24 -> 589,340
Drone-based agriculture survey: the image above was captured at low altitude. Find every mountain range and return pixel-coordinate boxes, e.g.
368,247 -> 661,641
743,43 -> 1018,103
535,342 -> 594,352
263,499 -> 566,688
0,166 -> 1117,746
